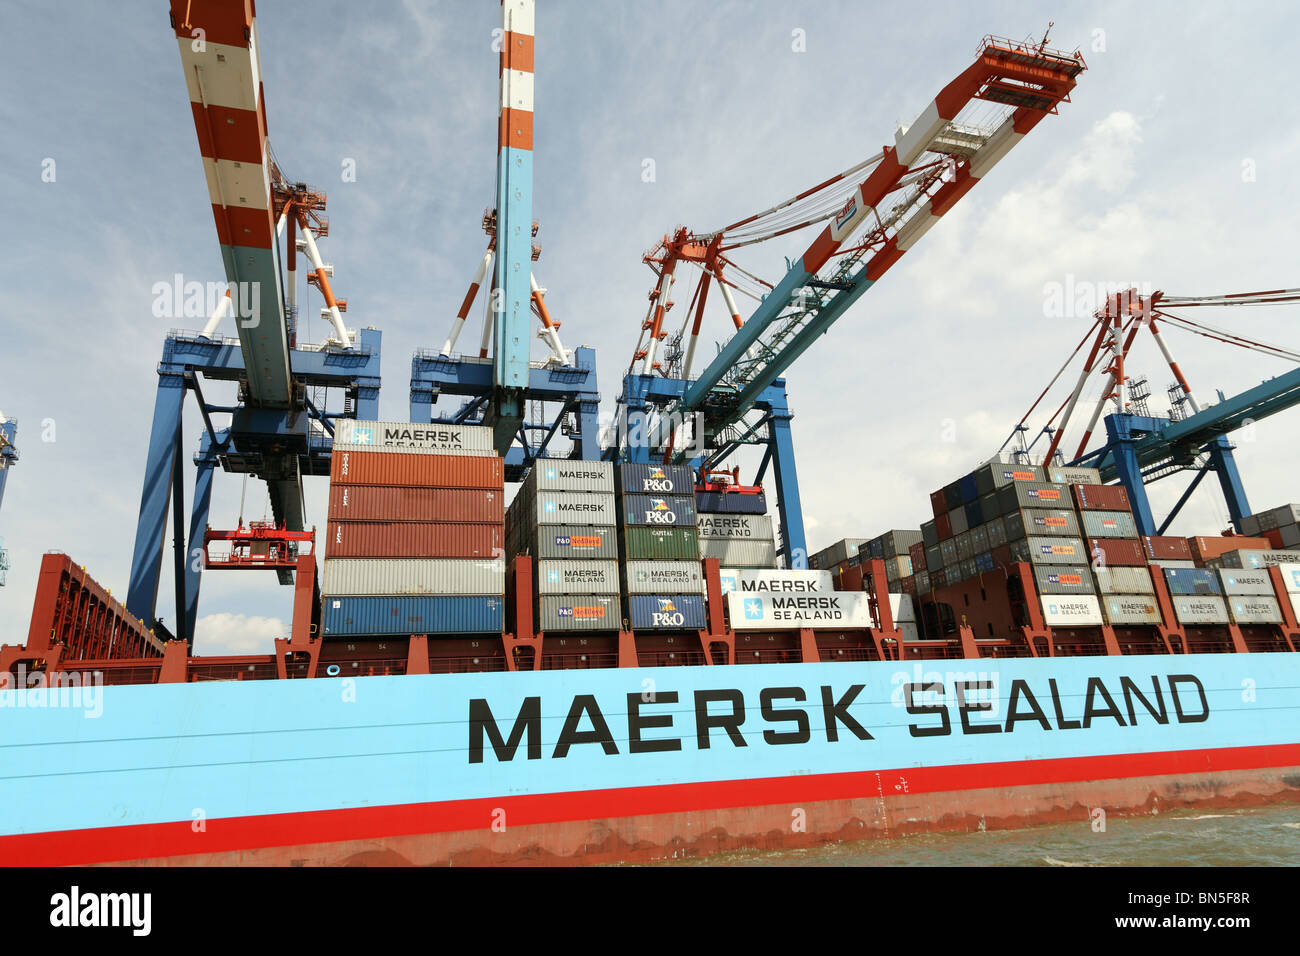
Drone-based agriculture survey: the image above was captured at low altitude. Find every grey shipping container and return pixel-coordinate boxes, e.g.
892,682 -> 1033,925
986,515 -> 1008,548
525,460 -> 614,494
621,494 -> 697,528
1101,596 -> 1163,625
1044,465 -> 1102,486
527,525 -> 619,560
955,532 -> 973,561
536,594 -> 621,631
996,481 -> 1071,514
622,527 -> 701,561
322,558 -> 504,597
973,461 -> 1045,496
921,520 -> 939,549
925,543 -> 943,570
1217,569 -> 1275,596
1243,504 -> 1300,534
698,514 -> 776,541
969,524 -> 990,554
1005,508 -> 1081,539
535,560 -> 621,595
1228,596 -> 1283,624
1080,510 -> 1139,539
959,557 -> 978,581
880,530 -> 923,558
617,463 -> 696,496
1013,536 -> 1090,565
914,569 -> 931,592
1172,596 -> 1230,625
1092,566 -> 1154,595
1211,549 -> 1300,571
939,539 -> 957,565
624,560 -> 705,595
524,491 -> 616,527
698,537 -> 778,567
1033,565 -> 1096,596
948,506 -> 969,536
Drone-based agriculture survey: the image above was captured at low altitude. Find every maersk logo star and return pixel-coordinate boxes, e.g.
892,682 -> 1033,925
353,427 -> 373,444
744,597 -> 764,620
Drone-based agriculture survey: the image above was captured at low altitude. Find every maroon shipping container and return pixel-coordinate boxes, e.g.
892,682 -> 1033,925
935,511 -> 953,540
991,545 -> 1013,567
329,449 -> 504,489
1141,535 -> 1193,562
327,486 -> 504,523
325,521 -> 503,559
929,489 -> 948,518
909,541 -> 927,571
1087,537 -> 1145,567
1072,483 -> 1131,512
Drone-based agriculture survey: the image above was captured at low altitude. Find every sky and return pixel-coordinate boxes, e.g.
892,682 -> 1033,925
2,0 -> 1298,654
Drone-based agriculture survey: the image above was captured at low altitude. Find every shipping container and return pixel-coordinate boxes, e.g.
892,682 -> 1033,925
939,539 -> 958,565
1263,524 -> 1300,549
1045,465 -> 1102,486
955,531 -> 973,561
625,560 -> 705,595
536,560 -> 621,595
616,463 -> 695,496
521,491 -> 617,527
697,514 -> 775,541
1164,568 -> 1222,596
935,512 -> 952,540
1086,537 -> 1145,567
536,594 -> 621,631
1039,595 -> 1103,626
880,530 -> 923,558
921,519 -> 938,549
330,449 -> 504,489
1279,564 -> 1300,594
957,558 -> 976,581
332,419 -> 495,455
991,544 -> 1013,567
914,569 -> 931,593
929,489 -> 948,518
718,568 -> 834,594
1216,569 -> 1275,596
1092,566 -> 1154,595
1101,596 -> 1162,625
523,525 -> 619,560
1080,510 -> 1139,539
327,485 -> 503,523
996,481 -> 1070,513
1033,565 -> 1096,596
321,558 -> 504,597
726,589 -> 874,630
622,527 -> 701,561
1227,596 -> 1283,624
1171,596 -> 1229,625
626,594 -> 706,630
974,551 -> 994,573
909,541 -> 927,571
883,556 -> 912,581
1141,535 -> 1193,562
621,494 -> 697,528
925,543 -> 942,570
1072,483 -> 1131,512
963,499 -> 982,529
1244,504 -> 1300,534
325,521 -> 503,559
1020,536 -> 1090,565
1005,508 -> 1080,539
1210,549 -> 1300,571
986,515 -> 1008,548
1188,536 -> 1272,563
973,462 -> 1044,497
695,490 -> 766,515
698,538 -> 778,567
1154,560 -> 1198,570
959,473 -> 978,504
948,506 -> 969,537
943,482 -> 963,511
525,460 -> 614,494
321,595 -> 503,636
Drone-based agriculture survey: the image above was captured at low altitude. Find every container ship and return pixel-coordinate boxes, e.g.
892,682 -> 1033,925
2,2 -> 1299,867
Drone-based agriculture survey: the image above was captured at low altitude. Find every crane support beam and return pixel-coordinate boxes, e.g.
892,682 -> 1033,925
0,419 -> 17,517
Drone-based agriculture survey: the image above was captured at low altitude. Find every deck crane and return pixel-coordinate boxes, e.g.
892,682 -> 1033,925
616,34 -> 1087,567
410,0 -> 602,478
1005,285 -> 1300,535
125,0 -> 382,644
0,415 -> 16,587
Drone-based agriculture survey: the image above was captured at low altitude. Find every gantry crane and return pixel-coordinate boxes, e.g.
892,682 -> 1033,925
410,0 -> 602,477
1005,286 -> 1300,535
615,33 -> 1087,566
125,0 -> 383,644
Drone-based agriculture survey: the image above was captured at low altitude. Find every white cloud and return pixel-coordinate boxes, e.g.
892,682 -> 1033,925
193,613 -> 285,657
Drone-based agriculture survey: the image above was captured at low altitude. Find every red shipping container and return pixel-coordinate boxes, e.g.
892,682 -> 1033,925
1141,535 -> 1192,561
329,449 -> 503,489
929,490 -> 947,518
1187,535 -> 1271,563
991,545 -> 1013,567
901,576 -> 917,595
1072,483 -> 1131,511
1087,537 -> 1145,566
325,521 -> 503,559
327,486 -> 504,523
1264,528 -> 1285,549
935,512 -> 953,540
909,541 -> 927,571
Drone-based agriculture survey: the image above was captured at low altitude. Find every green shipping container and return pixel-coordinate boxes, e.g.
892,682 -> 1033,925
621,527 -> 700,560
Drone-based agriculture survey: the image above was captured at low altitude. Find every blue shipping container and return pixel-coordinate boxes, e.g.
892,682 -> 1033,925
695,490 -> 767,515
618,463 -> 696,496
964,499 -> 983,529
1164,568 -> 1223,597
627,594 -> 707,630
975,551 -> 995,573
322,596 -> 504,636
959,473 -> 979,504
621,494 -> 697,527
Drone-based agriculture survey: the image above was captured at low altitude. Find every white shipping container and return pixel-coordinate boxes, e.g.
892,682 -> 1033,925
698,514 -> 775,540
1216,569 -> 1275,596
525,492 -> 616,527
1039,595 -> 1103,626
322,558 -> 505,597
699,538 -> 778,567
1172,596 -> 1230,625
719,568 -> 834,594
1092,566 -> 1154,595
333,419 -> 495,455
1211,549 -> 1299,571
535,560 -> 621,595
624,560 -> 705,595
525,460 -> 614,494
1100,595 -> 1163,625
1228,596 -> 1283,624
727,590 -> 874,630
888,592 -> 917,624
1045,466 -> 1102,485
1280,564 -> 1300,594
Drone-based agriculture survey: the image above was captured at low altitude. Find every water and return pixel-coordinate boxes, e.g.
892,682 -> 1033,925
653,802 -> 1300,866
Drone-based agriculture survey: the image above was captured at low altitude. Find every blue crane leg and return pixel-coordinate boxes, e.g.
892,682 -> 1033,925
183,453 -> 217,642
768,388 -> 808,569
1104,414 -> 1157,537
1207,436 -> 1251,532
126,374 -> 186,624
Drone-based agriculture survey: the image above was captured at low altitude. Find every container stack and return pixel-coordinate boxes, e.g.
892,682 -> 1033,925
617,464 -> 706,629
506,461 -> 620,633
699,513 -> 781,568
1240,504 -> 1300,550
807,538 -> 866,572
321,420 -> 506,637
855,530 -> 923,594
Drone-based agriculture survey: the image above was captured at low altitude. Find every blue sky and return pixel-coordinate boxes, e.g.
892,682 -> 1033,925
2,1 -> 1298,653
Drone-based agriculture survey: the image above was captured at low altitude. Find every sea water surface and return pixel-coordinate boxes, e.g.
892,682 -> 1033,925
654,803 -> 1300,866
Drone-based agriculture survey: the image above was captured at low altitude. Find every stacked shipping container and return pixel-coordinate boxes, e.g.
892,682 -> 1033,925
1240,503 -> 1300,550
321,422 -> 506,637
618,464 -> 706,629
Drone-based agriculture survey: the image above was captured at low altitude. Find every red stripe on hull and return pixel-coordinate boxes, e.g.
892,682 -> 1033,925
4,743 -> 1299,866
